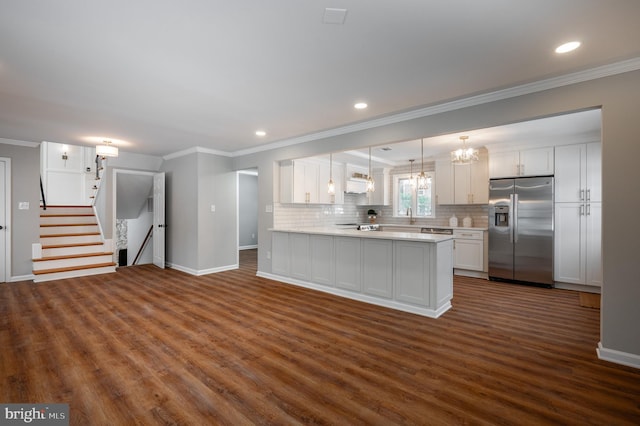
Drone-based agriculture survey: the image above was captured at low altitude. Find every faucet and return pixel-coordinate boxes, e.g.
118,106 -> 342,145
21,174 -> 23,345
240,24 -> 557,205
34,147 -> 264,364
407,207 -> 415,225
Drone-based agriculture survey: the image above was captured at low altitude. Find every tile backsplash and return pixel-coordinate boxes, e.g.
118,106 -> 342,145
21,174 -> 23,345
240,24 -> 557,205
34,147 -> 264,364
274,194 -> 488,229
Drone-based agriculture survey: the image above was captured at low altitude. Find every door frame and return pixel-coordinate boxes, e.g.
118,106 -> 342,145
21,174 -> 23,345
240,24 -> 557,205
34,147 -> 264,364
0,157 -> 11,283
112,169 -> 165,268
236,168 -> 259,266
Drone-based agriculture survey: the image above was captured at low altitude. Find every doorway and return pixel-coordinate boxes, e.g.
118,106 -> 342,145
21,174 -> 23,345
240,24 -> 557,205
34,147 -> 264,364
237,169 -> 258,270
0,157 -> 10,282
113,169 -> 165,269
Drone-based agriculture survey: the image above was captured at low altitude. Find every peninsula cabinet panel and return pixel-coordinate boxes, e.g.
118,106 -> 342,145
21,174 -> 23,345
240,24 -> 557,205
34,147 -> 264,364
362,239 -> 393,298
271,232 -> 290,276
289,233 -> 310,281
334,237 -> 362,292
394,241 -> 430,307
310,234 -> 334,286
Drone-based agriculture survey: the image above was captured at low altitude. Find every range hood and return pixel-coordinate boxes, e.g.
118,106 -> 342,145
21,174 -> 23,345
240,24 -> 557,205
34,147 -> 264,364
345,178 -> 367,194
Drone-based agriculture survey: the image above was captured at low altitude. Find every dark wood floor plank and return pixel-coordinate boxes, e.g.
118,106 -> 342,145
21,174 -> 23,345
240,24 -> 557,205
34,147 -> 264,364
2,249 -> 640,425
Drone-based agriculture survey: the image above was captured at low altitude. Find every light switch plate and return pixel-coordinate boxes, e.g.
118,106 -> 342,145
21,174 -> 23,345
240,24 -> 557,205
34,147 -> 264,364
265,204 -> 273,213
210,204 -> 216,212
18,202 -> 29,210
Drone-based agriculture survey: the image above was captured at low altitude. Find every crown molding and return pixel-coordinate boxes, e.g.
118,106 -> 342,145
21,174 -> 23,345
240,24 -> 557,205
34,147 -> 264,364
163,145 -> 232,161
229,57 -> 640,158
0,138 -> 40,148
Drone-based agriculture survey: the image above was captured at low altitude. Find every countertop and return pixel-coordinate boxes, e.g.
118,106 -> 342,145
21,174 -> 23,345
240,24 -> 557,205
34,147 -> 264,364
270,226 -> 453,243
338,223 -> 488,232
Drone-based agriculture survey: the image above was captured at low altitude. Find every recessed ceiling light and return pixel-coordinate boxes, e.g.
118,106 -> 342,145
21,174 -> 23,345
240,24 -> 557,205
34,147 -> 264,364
555,41 -> 581,54
255,130 -> 266,137
354,102 -> 368,110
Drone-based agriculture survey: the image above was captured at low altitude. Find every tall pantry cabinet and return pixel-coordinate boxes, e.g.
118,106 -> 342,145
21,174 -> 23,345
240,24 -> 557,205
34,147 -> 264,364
554,142 -> 602,288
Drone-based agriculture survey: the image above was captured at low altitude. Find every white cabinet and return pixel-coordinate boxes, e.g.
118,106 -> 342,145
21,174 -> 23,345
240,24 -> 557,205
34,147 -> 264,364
554,202 -> 602,287
271,232 -> 290,276
289,233 -> 310,281
318,160 -> 344,204
453,151 -> 489,204
554,142 -> 602,288
362,239 -> 393,298
394,240 -> 431,306
281,158 -> 344,204
453,230 -> 484,272
310,235 -> 334,286
435,159 -> 454,205
489,147 -> 554,178
334,237 -> 362,291
437,151 -> 488,205
555,142 -> 601,203
366,168 -> 390,205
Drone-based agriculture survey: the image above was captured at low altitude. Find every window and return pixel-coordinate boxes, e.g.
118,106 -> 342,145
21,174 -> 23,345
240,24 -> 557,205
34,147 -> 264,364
393,173 -> 435,218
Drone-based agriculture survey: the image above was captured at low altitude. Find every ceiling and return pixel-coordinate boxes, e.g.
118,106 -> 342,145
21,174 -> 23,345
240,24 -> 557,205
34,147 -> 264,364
0,1 -> 638,158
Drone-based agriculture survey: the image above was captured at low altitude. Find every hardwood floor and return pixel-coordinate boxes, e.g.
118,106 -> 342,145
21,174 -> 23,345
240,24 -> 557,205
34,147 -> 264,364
2,249 -> 639,425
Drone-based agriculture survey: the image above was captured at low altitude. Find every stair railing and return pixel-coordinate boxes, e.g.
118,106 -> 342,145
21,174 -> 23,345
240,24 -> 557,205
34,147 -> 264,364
40,176 -> 47,210
132,225 -> 153,265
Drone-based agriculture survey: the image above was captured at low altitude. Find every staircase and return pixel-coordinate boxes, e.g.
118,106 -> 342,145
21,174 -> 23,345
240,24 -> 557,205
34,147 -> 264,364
32,205 -> 117,282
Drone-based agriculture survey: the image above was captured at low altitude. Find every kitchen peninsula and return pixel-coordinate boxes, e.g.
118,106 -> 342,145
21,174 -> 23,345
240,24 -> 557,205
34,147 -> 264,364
262,228 -> 454,318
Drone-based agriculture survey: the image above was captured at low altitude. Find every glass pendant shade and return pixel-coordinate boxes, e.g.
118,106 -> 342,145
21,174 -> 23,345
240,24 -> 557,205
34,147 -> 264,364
366,147 -> 375,192
451,136 -> 478,165
328,153 -> 335,195
418,139 -> 428,190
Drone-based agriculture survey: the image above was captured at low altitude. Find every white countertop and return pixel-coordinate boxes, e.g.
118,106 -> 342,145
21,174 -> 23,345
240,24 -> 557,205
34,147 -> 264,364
372,223 -> 488,232
270,226 -> 453,243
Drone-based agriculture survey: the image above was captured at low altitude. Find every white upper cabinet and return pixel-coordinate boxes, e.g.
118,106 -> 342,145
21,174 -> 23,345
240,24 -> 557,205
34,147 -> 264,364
489,147 -> 554,178
435,159 -> 454,205
555,142 -> 601,203
280,158 -> 344,204
437,150 -> 488,205
366,168 -> 390,206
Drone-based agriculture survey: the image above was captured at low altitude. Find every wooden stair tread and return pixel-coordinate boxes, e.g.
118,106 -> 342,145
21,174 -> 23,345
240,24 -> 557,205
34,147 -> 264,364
40,232 -> 101,238
33,262 -> 117,275
42,242 -> 104,249
40,223 -> 98,227
33,252 -> 113,262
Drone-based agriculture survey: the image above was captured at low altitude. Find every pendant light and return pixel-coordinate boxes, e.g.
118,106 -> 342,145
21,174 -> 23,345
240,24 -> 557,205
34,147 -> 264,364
451,135 -> 478,165
96,140 -> 118,158
417,138 -> 428,190
409,159 -> 416,188
327,153 -> 335,195
366,147 -> 375,192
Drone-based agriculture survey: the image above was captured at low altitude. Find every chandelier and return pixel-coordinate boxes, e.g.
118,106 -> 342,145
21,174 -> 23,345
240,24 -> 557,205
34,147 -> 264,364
451,136 -> 478,165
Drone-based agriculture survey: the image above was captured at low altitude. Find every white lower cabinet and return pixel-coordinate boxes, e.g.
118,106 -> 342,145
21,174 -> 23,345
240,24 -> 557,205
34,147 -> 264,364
270,231 -> 454,318
394,241 -> 431,306
271,232 -> 290,276
554,202 -> 602,287
289,233 -> 310,280
453,230 -> 484,272
334,237 -> 362,291
362,239 -> 393,298
310,235 -> 334,286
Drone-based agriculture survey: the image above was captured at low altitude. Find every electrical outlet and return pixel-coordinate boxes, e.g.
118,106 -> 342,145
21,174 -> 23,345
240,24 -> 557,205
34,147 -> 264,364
265,204 -> 273,213
18,202 -> 29,210
210,204 -> 216,212
267,251 -> 271,259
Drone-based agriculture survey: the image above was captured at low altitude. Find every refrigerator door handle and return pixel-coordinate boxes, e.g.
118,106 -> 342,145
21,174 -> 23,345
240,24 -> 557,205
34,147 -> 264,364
513,193 -> 519,243
509,194 -> 515,243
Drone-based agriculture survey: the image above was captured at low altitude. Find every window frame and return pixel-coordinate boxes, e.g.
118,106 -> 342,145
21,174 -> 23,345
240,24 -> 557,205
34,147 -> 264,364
392,172 -> 436,219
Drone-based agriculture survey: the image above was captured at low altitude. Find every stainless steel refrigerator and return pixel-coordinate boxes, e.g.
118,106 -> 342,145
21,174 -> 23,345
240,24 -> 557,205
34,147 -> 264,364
488,176 -> 554,287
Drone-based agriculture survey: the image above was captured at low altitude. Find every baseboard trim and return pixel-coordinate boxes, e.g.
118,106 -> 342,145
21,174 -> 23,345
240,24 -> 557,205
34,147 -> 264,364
597,342 -> 640,370
555,282 -> 601,294
167,263 -> 238,276
10,274 -> 35,282
257,271 -> 450,319
239,245 -> 258,250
